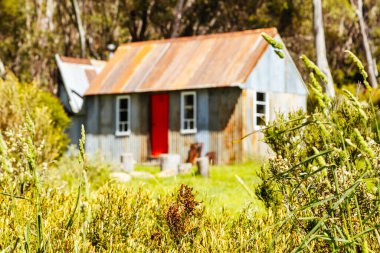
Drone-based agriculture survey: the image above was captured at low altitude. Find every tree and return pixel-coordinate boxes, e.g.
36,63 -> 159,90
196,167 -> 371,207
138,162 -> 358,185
119,0 -> 154,41
312,0 -> 335,97
0,0 -> 378,93
171,0 -> 184,38
71,0 -> 86,57
350,0 -> 378,88
0,58 -> 5,76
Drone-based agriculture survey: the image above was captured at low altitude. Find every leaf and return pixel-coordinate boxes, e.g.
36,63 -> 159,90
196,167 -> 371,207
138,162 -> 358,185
65,185 -> 81,229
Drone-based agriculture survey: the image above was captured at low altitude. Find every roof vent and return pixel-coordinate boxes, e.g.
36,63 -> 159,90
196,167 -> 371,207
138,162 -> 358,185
107,43 -> 116,59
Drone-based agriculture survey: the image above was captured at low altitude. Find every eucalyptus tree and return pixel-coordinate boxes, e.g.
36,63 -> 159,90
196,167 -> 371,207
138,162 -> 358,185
350,0 -> 378,88
312,0 -> 335,97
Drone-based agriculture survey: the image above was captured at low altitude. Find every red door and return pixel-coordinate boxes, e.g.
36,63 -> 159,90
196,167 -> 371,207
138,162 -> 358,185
150,93 -> 169,157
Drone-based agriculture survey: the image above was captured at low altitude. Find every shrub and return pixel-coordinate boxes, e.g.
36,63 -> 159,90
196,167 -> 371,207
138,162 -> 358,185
0,73 -> 69,164
89,185 -> 154,251
165,184 -> 203,243
51,147 -> 112,191
0,121 -> 270,251
257,51 -> 380,252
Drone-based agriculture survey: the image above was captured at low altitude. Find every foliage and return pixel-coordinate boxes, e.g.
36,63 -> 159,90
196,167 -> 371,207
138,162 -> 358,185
4,113 -> 362,252
0,74 -> 70,165
336,84 -> 380,109
261,32 -> 284,58
165,184 -> 203,242
257,53 -> 380,251
0,120 -> 277,252
88,185 -> 154,251
0,99 -> 282,252
345,50 -> 371,91
3,0 -> 380,91
3,33 -> 380,251
51,148 -> 112,191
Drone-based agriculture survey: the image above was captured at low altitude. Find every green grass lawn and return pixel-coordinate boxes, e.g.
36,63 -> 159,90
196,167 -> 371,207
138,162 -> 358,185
129,161 -> 266,216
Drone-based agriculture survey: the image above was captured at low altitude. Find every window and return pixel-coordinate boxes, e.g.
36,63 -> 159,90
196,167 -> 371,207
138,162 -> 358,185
116,95 -> 131,135
181,91 -> 197,134
254,92 -> 268,129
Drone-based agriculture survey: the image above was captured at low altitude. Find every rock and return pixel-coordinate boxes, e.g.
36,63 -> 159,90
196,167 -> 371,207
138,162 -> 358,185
110,172 -> 132,183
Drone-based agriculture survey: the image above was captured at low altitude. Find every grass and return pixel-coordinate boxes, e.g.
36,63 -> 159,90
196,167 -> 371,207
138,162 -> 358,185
4,44 -> 380,251
130,161 -> 266,216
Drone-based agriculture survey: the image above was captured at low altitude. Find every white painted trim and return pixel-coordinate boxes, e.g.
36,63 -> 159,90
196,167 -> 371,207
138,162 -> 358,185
115,95 -> 131,136
180,91 -> 197,134
253,91 -> 269,130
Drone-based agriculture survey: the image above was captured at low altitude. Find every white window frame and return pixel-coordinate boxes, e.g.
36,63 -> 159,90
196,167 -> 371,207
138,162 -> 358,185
180,91 -> 197,134
254,91 -> 269,130
116,95 -> 131,136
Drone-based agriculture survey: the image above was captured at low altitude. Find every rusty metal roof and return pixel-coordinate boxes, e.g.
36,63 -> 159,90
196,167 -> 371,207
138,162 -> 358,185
85,28 -> 277,96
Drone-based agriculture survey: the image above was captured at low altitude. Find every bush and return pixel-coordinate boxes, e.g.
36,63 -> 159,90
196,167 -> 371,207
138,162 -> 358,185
0,119 -> 271,252
0,74 -> 70,164
51,147 -> 113,191
257,52 -> 380,252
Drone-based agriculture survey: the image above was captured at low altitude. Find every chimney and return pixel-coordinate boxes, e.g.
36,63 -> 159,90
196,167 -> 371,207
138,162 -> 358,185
107,43 -> 116,59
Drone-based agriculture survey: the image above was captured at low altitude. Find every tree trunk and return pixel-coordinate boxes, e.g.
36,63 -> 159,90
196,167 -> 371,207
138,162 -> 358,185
171,0 -> 185,38
312,0 -> 335,97
71,0 -> 86,58
45,0 -> 55,31
355,0 -> 378,88
0,58 -> 5,76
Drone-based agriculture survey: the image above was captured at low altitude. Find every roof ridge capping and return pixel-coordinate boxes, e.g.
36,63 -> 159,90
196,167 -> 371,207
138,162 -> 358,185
119,27 -> 278,48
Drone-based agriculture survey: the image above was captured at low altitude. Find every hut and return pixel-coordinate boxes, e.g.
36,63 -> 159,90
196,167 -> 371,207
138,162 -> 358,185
58,28 -> 308,164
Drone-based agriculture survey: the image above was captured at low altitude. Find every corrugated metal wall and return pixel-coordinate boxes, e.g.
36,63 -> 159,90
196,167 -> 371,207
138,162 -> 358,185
208,88 -> 244,164
67,114 -> 85,146
84,94 -> 149,163
242,45 -> 308,159
243,89 -> 306,159
245,42 -> 307,95
168,88 -> 244,164
83,87 -> 245,164
82,85 -> 306,164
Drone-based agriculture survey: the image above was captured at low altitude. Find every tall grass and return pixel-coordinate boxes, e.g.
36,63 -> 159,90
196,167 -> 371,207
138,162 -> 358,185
0,119 -> 274,252
1,36 -> 380,251
256,49 -> 380,252
0,116 -> 307,252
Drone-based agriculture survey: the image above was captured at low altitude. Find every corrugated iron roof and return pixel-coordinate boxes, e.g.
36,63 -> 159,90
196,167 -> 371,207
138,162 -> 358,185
85,28 -> 277,96
55,54 -> 106,113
